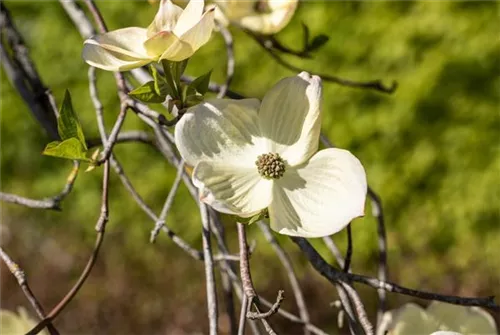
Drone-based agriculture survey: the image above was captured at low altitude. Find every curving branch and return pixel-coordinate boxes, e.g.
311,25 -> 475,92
0,161 -> 79,211
0,248 -> 60,335
263,46 -> 397,94
27,160 -> 111,335
291,237 -> 499,310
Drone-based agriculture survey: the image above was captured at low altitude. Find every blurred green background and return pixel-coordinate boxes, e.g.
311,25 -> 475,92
1,1 -> 499,334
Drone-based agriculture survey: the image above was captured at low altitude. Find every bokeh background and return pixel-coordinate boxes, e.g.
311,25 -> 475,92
1,1 -> 499,334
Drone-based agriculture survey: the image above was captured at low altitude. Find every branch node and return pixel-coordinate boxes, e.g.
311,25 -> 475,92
247,290 -> 285,320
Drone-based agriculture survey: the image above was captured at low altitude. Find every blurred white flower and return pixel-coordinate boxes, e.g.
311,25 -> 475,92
82,0 -> 215,71
1,307 -> 48,335
175,72 -> 367,237
377,301 -> 498,335
213,0 -> 298,35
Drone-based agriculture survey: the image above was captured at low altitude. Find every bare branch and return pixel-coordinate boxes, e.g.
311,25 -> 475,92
257,222 -> 310,335
58,0 -> 95,38
0,161 -> 79,211
150,161 -> 185,242
200,203 -> 219,335
216,23 -> 235,98
291,237 -> 499,310
247,290 -> 285,320
86,130 -> 157,149
27,160 -> 111,335
343,224 -> 353,273
237,223 -> 280,334
97,102 -> 129,164
0,248 -> 59,335
367,188 -> 388,327
322,236 -> 345,268
263,46 -> 397,94
237,293 -> 251,335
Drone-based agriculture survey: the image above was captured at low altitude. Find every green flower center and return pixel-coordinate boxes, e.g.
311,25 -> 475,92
256,153 -> 286,179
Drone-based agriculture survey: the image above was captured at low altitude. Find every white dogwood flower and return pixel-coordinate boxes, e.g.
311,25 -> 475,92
213,0 -> 298,35
376,302 -> 498,335
1,307 -> 48,335
82,0 -> 215,71
175,72 -> 367,237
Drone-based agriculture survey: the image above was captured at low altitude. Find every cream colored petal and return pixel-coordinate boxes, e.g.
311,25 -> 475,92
158,34 -> 194,61
213,1 -> 255,20
174,0 -> 204,36
427,302 -> 497,334
82,41 -> 152,71
85,27 -> 150,58
148,0 -> 183,37
193,161 -> 273,217
258,72 -> 322,166
178,7 -> 215,50
144,31 -> 177,58
268,148 -> 367,238
381,303 -> 440,335
174,98 -> 264,167
239,0 -> 298,34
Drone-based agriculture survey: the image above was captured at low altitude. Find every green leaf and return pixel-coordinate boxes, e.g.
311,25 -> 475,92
43,138 -> 91,162
128,81 -> 167,103
308,34 -> 329,52
172,59 -> 189,86
161,59 -> 180,99
57,90 -> 87,150
237,209 -> 268,225
187,70 -> 212,96
150,65 -> 171,97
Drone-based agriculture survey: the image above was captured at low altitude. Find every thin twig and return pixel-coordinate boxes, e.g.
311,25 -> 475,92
237,222 -> 281,334
86,130 -> 157,150
211,212 -> 261,335
27,160 -> 111,335
150,161 -> 185,242
58,0 -> 95,38
217,23 -> 235,98
97,102 -> 128,164
367,187 -> 388,327
343,224 -> 353,273
265,47 -> 397,94
247,290 -> 285,320
212,218 -> 327,335
339,282 -> 373,335
238,223 -> 257,301
200,203 -> 219,335
322,236 -> 345,268
291,237 -> 499,310
237,294 -> 250,335
0,161 -> 79,210
257,222 -> 310,335
0,248 -> 59,335
0,193 -> 61,210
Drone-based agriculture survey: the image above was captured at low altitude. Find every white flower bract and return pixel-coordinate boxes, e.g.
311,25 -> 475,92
82,0 -> 215,71
213,0 -> 298,35
376,302 -> 498,335
175,72 -> 368,238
